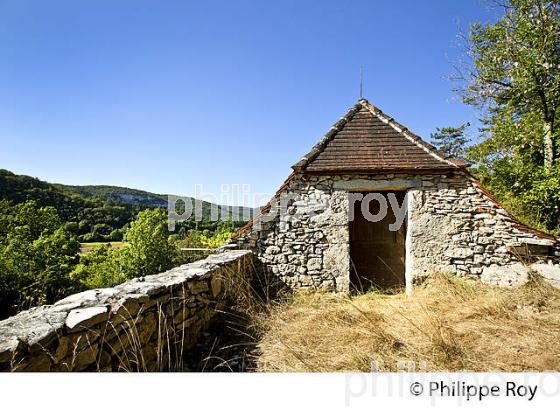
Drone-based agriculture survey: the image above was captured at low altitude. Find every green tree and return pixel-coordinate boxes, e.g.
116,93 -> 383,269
458,0 -> 560,169
454,0 -> 560,230
71,245 -> 129,289
0,201 -> 82,317
124,208 -> 178,277
71,209 -> 181,289
199,229 -> 233,249
29,227 -> 81,304
430,123 -> 470,160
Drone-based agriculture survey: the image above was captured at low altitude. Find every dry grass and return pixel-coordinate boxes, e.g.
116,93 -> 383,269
255,272 -> 560,372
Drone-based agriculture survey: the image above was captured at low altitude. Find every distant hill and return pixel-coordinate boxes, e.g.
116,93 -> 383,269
0,169 -> 104,221
56,183 -> 256,219
56,184 -> 168,207
0,169 -> 255,242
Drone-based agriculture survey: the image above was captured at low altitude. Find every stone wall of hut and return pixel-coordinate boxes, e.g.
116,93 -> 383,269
234,171 -> 559,292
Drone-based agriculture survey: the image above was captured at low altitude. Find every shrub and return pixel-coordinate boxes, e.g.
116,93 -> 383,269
0,201 -> 82,318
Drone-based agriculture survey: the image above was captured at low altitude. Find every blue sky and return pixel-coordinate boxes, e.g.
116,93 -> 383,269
0,0 -> 496,205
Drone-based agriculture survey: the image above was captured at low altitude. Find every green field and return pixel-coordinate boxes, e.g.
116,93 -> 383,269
79,241 -> 128,253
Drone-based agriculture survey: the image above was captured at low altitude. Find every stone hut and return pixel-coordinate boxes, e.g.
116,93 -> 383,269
232,99 -> 559,293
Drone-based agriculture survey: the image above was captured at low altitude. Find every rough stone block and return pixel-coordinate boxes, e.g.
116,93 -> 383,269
210,277 -> 222,297
531,263 -> 560,288
306,258 -> 322,271
481,263 -> 529,287
66,306 -> 109,332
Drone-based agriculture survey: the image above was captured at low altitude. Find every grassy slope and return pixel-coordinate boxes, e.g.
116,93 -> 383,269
255,273 -> 560,372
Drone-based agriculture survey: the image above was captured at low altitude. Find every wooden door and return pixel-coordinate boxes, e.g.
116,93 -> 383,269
349,191 -> 406,292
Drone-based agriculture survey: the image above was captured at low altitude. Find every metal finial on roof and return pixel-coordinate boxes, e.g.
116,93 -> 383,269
359,66 -> 363,99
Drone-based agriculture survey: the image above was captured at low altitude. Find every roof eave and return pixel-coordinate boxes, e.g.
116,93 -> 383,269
302,166 -> 466,176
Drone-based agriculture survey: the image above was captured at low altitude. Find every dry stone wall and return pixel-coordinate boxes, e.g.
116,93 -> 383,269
407,173 -> 557,284
244,175 -> 351,292
0,250 -> 253,372
234,172 -> 559,291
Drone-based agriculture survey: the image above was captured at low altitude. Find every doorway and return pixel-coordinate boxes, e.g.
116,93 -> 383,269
349,191 -> 407,292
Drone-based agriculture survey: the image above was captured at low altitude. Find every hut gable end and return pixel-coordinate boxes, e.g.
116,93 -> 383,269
292,99 -> 465,174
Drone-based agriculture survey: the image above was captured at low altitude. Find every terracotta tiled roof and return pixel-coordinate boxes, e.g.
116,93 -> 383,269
292,99 -> 467,173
